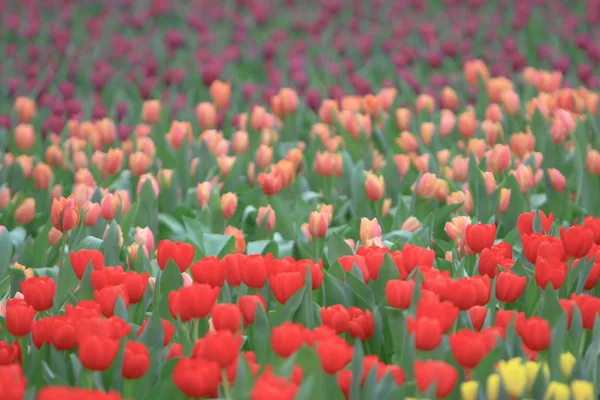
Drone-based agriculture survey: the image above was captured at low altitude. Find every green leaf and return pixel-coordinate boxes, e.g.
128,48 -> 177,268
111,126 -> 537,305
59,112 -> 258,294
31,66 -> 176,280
157,260 -> 184,320
247,240 -> 279,257
182,216 -> 207,251
137,311 -> 165,350
345,266 -> 374,307
250,305 -> 272,364
203,234 -> 235,257
101,221 -> 121,266
372,254 -> 400,306
323,271 -> 353,308
75,236 -> 103,251
326,233 -> 354,268
294,264 -> 315,329
0,230 -> 13,280
349,341 -> 365,400
277,286 -> 306,325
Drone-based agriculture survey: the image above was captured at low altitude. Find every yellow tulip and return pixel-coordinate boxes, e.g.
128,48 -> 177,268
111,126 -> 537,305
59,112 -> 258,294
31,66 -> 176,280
544,381 -> 570,400
498,358 -> 527,398
571,380 -> 595,400
461,381 -> 479,400
560,352 -> 576,379
487,374 -> 500,400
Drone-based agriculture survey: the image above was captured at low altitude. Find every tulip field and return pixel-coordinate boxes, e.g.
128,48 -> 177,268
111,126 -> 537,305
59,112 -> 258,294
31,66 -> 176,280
3,0 -> 600,399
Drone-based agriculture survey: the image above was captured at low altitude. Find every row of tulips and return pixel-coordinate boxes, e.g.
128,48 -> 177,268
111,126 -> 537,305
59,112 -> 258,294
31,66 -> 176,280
1,209 -> 600,398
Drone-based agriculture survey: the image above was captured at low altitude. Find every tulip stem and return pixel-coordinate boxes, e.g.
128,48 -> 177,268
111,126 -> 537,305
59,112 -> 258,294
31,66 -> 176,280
221,369 -> 232,399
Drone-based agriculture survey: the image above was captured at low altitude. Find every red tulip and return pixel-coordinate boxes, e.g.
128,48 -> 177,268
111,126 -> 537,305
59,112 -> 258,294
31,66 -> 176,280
347,307 -> 374,341
78,336 -> 120,371
573,294 -> 600,330
221,253 -> 244,287
445,278 -> 478,310
519,317 -> 551,351
0,341 -> 20,365
560,225 -> 594,258
269,272 -> 304,304
414,360 -> 458,398
70,249 -> 104,280
211,304 -> 241,332
408,317 -> 442,351
535,256 -> 567,289
172,357 -> 222,398
168,343 -> 184,360
449,329 -> 496,369
238,295 -> 267,327
338,255 -> 371,282
5,298 -> 36,337
192,331 -> 242,368
94,285 -> 130,317
168,284 -> 220,322
357,246 -> 388,281
241,256 -> 268,289
321,305 -> 351,334
517,211 -> 554,235
122,341 -> 150,379
123,272 -> 149,304
156,240 -> 195,272
402,244 -> 435,274
582,216 -> 600,244
271,322 -> 306,358
464,223 -> 496,253
91,266 -> 125,291
386,279 -> 414,309
191,256 -> 225,287
31,316 -> 77,351
496,271 -> 527,303
416,298 -> 459,334
478,243 -> 514,278
315,336 -> 353,374
0,364 -> 27,400
468,305 -> 487,331
20,277 -> 55,312
65,301 -> 101,321
250,370 -> 299,400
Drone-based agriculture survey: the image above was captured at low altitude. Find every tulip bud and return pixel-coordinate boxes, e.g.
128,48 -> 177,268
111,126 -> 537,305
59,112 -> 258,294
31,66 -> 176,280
360,217 -> 383,247
458,111 -> 478,138
14,96 -> 36,123
48,227 -> 63,246
420,123 -> 435,147
137,173 -> 159,198
378,87 -> 397,112
308,211 -> 329,238
464,59 -> 490,86
482,171 -> 498,195
394,154 -> 411,177
142,100 -> 161,125
437,109 -> 456,138
498,188 -> 511,214
196,182 -> 213,209
444,216 -> 472,242
401,217 -> 422,232
217,156 -> 236,178
548,168 -> 567,192
301,223 -> 312,244
250,106 -> 269,131
82,202 -> 101,227
413,172 -> 438,198
100,193 -> 121,221
395,108 -> 411,131
501,90 -> 521,115
255,144 -> 273,169
232,130 -> 249,154
148,277 -> 156,293
103,224 -> 124,247
382,198 -> 392,217
224,225 -> 246,254
415,94 -> 435,114
182,271 -> 193,288
129,152 -> 151,176
135,227 -> 155,253
587,149 -> 600,175
256,205 -> 276,232
51,196 -> 79,232
440,86 -> 460,111
0,187 -> 10,209
210,80 -> 231,109
157,169 -> 174,189
14,198 -> 35,224
115,190 -> 131,215
32,162 -> 52,190
220,192 -> 238,219
196,102 -> 217,129
364,171 -> 385,202
396,131 -> 419,153
14,124 -> 36,152
319,100 -> 339,125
